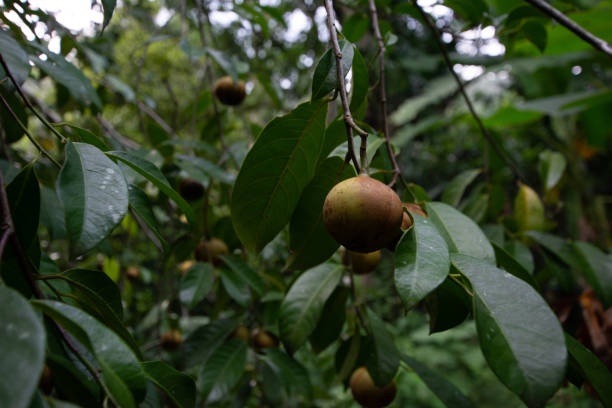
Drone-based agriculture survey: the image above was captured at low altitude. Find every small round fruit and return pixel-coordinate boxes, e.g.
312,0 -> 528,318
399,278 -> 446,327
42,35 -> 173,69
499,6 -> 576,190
179,178 -> 205,201
349,367 -> 397,408
214,76 -> 246,106
126,266 -> 140,281
195,238 -> 229,265
178,260 -> 195,276
323,175 -> 403,253
233,325 -> 250,342
250,328 -> 279,350
160,329 -> 183,351
38,364 -> 53,395
343,249 -> 381,275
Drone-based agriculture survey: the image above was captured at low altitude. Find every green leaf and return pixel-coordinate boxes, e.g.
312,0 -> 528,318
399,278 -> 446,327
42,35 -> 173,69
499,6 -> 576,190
444,0 -> 488,24
342,14 -> 369,43
425,276 -> 471,334
526,231 -> 581,270
572,242 -> 612,307
32,49 -> 102,109
219,255 -> 266,296
231,100 -> 328,253
39,185 -> 66,240
538,150 -> 566,191
182,319 -> 238,368
105,74 -> 135,102
175,154 -> 234,185
179,263 -> 215,308
0,29 -> 30,86
395,214 -> 450,309
312,41 -> 354,100
198,339 -> 247,402
205,48 -> 239,81
106,150 -> 195,225
349,46 -> 368,112
279,263 -> 343,354
219,266 -> 251,307
402,355 -> 475,408
522,21 -> 548,53
101,0 -> 117,31
286,157 -> 355,271
7,163 -> 40,250
514,183 -> 545,232
58,143 -> 128,254
426,202 -> 495,264
47,353 -> 99,407
55,123 -> 109,151
565,334 -> 612,407
441,169 -> 481,207
261,348 -> 313,399
491,242 -> 539,289
504,240 -> 535,274
365,309 -> 400,386
451,254 -> 566,407
127,184 -> 167,250
309,286 -> 349,353
0,89 -> 27,143
0,286 -> 46,408
141,361 -> 196,408
31,300 -> 147,404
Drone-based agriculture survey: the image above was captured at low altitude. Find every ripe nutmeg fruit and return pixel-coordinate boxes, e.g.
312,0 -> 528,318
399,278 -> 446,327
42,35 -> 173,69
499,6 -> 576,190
343,249 -> 381,275
323,175 -> 403,253
350,366 -> 397,408
250,328 -> 279,351
160,329 -> 183,351
179,178 -> 205,202
214,76 -> 246,106
195,238 -> 229,265
232,325 -> 250,342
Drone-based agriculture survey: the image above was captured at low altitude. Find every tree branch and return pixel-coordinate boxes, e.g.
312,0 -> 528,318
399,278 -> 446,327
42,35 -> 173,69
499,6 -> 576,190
368,0 -> 401,187
324,0 -> 362,174
412,1 -> 526,182
524,0 -> 612,58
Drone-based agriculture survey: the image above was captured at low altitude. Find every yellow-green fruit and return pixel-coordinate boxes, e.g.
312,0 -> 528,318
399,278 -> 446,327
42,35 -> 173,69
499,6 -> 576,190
250,328 -> 279,350
160,329 -> 183,351
195,238 -> 229,265
323,175 -> 403,253
214,76 -> 246,106
349,367 -> 397,408
233,325 -> 250,342
179,178 -> 205,201
344,249 -> 382,275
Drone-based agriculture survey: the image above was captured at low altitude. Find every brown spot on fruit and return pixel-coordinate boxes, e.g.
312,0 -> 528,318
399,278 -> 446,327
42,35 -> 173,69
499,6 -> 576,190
323,175 -> 403,253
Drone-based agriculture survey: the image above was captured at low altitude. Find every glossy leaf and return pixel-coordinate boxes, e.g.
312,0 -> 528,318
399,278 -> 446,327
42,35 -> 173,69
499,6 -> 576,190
441,168 -> 481,207
365,309 -> 400,386
219,267 -> 251,307
182,319 -> 238,368
179,262 -> 215,308
231,100 -> 327,253
426,202 -> 495,264
526,231 -> 581,269
0,89 -> 27,143
311,41 -> 354,100
395,214 -> 450,309
142,361 -> 196,408
219,255 -> 266,296
39,185 -> 66,240
0,29 -> 30,85
402,355 -> 475,408
565,334 -> 612,407
31,300 -> 147,404
175,154 -> 234,185
128,184 -> 167,250
538,150 -> 566,191
262,348 -> 313,399
101,0 -> 117,31
572,241 -> 612,307
58,143 -> 128,254
451,254 -> 566,407
106,150 -> 195,225
279,263 -> 343,354
198,339 -> 247,402
286,157 -> 355,271
504,240 -> 535,274
514,183 -> 545,232
62,269 -> 123,318
7,164 -> 40,250
350,46 -> 368,112
425,276 -> 471,334
0,286 -> 46,408
56,123 -> 109,151
47,353 -> 99,407
491,242 -> 539,289
309,286 -> 349,353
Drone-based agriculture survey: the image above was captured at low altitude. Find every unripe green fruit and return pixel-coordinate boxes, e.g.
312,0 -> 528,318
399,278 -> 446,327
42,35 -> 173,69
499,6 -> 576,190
195,238 -> 229,265
214,76 -> 246,106
179,178 -> 205,201
343,249 -> 381,275
349,366 -> 397,408
323,175 -> 403,253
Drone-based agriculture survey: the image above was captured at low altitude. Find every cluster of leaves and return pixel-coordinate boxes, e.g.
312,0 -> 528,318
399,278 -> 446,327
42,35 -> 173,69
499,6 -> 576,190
0,0 -> 611,407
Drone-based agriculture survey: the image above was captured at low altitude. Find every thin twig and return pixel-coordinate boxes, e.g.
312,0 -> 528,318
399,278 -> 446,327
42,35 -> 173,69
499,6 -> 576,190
96,114 -> 140,149
135,101 -> 178,139
412,1 -> 526,182
195,0 -> 238,168
368,0 -> 401,187
324,0 -> 362,173
0,92 -> 61,168
524,0 -> 612,58
0,53 -> 67,143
